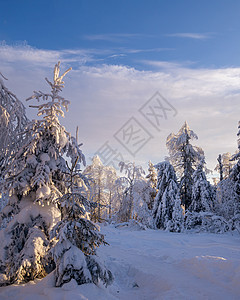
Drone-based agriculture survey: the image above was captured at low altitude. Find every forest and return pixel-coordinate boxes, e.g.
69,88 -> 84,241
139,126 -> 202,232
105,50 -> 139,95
0,62 -> 239,289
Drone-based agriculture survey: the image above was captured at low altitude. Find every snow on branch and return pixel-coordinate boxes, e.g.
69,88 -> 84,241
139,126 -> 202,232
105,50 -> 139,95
26,62 -> 72,121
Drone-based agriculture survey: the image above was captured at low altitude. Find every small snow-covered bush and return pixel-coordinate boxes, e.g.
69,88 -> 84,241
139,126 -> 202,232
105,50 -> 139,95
184,211 -> 229,233
231,213 -> 240,233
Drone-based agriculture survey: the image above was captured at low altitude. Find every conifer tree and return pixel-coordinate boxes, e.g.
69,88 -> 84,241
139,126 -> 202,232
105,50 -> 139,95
0,73 -> 29,174
215,177 -> 234,220
166,121 -> 204,209
229,121 -> 240,231
0,73 -> 29,211
146,161 -> 157,210
152,161 -> 183,231
50,158 -> 113,287
189,159 -> 214,213
0,62 -> 85,285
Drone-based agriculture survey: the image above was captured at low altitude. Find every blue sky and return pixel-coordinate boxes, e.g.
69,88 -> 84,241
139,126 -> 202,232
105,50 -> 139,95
1,0 -> 240,68
1,0 -> 240,175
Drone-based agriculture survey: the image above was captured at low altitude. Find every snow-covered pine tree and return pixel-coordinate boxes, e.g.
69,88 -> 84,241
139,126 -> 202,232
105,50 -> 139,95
228,121 -> 240,232
152,161 -> 183,231
145,161 -> 157,210
117,162 -> 145,222
49,158 -> 113,287
213,152 -> 236,224
0,73 -> 29,173
166,121 -> 204,210
166,194 -> 184,233
188,158 -> 214,213
215,177 -> 235,220
0,62 -> 85,285
0,73 -> 29,212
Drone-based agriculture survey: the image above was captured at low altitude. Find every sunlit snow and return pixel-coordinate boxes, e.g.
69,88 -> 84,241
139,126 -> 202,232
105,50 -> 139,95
0,224 -> 239,300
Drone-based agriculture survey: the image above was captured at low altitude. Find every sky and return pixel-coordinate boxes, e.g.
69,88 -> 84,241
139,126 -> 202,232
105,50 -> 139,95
0,0 -> 240,175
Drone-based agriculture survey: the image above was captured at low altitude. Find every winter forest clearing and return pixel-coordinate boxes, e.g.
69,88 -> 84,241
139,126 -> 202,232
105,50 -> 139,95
0,61 -> 240,300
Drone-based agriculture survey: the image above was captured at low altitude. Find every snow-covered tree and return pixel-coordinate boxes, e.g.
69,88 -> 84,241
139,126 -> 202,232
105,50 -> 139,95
109,178 -> 125,222
166,195 -> 184,233
152,161 -> 183,231
214,152 -> 234,220
215,154 -> 224,181
188,159 -> 215,213
229,169 -> 240,232
184,211 -> 230,233
166,121 -> 204,209
49,158 -> 113,287
115,177 -> 153,227
83,156 -> 106,222
215,152 -> 235,181
83,155 -> 117,222
117,162 -> 145,222
105,166 -> 118,221
0,62 -> 85,285
222,152 -> 235,177
0,73 -> 29,174
227,121 -> 240,231
145,161 -> 157,210
215,178 -> 234,220
0,73 -> 29,212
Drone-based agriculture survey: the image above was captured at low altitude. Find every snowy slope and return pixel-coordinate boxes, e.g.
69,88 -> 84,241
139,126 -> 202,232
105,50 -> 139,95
0,224 -> 240,300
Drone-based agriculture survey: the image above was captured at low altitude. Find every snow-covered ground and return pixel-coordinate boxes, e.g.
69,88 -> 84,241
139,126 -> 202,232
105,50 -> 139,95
0,224 -> 240,300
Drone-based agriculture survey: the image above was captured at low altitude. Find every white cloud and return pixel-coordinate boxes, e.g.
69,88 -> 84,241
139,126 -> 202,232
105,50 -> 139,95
83,33 -> 151,42
166,33 -> 211,40
0,43 -> 115,69
141,60 -> 185,69
0,44 -> 239,172
122,48 -> 174,54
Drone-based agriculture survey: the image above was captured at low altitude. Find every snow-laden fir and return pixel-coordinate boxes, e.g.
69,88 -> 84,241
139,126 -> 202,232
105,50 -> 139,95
0,63 -> 112,288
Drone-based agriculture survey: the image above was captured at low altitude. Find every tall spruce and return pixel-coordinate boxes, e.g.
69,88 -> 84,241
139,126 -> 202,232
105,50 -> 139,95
0,74 -> 29,211
0,73 -> 29,174
166,121 -> 204,209
0,62 -> 85,285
